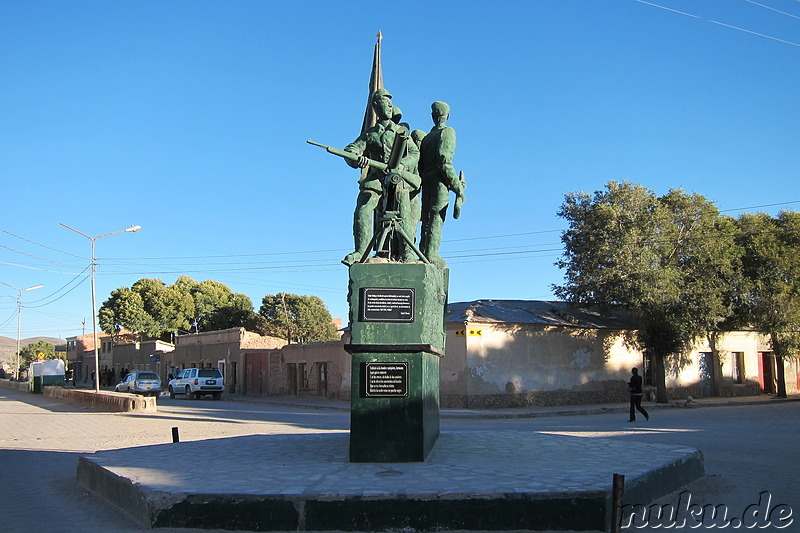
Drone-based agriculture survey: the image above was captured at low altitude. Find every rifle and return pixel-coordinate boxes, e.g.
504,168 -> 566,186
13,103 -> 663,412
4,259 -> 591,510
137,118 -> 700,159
307,139 -> 421,189
453,170 -> 467,219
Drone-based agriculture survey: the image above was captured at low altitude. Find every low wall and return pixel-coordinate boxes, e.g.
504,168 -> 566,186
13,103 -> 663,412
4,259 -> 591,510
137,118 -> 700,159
441,384 -> 762,409
719,383 -> 761,397
0,378 -> 30,392
43,387 -> 158,413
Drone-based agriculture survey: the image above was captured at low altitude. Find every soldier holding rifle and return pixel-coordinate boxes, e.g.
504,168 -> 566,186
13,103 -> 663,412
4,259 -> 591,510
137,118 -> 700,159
339,88 -> 420,266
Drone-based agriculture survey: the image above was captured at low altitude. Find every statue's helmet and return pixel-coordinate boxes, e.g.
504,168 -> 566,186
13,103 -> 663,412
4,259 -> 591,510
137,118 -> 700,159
431,101 -> 450,117
391,105 -> 403,123
372,88 -> 393,103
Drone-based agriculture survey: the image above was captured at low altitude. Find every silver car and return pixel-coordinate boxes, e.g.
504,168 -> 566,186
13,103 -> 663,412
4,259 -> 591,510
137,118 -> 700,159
168,368 -> 224,400
115,370 -> 162,396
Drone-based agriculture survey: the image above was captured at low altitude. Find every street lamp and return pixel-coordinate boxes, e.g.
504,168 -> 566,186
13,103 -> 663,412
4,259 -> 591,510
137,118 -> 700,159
59,223 -> 141,393
1,282 -> 44,380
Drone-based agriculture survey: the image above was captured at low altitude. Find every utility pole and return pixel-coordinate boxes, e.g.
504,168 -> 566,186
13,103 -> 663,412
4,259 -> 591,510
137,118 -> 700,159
1,282 -> 44,380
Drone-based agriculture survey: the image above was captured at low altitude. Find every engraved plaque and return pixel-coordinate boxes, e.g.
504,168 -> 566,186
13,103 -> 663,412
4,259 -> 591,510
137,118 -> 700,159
364,362 -> 408,397
360,287 -> 415,322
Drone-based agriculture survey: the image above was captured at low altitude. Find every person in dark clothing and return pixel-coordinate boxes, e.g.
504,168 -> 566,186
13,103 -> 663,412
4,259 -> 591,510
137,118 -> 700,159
628,367 -> 649,422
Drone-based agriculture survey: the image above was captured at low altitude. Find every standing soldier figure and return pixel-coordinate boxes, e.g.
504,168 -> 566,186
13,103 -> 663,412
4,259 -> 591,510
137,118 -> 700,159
342,88 -> 420,266
419,101 -> 465,267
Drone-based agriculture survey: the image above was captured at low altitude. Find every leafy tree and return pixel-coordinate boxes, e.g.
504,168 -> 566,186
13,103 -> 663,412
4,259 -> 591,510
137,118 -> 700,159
19,340 -> 61,369
131,278 -> 194,337
100,277 -> 264,340
735,211 -> 800,398
99,287 -> 153,337
554,181 -> 741,402
259,293 -> 338,343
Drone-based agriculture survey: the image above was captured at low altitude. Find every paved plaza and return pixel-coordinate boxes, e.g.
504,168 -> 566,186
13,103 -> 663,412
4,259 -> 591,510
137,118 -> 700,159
0,385 -> 798,532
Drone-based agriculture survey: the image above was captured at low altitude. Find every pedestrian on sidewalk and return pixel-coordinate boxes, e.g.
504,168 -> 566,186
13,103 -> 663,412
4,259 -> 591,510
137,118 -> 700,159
628,367 -> 649,422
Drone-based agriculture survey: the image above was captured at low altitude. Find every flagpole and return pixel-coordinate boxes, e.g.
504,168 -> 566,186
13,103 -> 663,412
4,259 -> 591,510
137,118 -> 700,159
361,30 -> 384,134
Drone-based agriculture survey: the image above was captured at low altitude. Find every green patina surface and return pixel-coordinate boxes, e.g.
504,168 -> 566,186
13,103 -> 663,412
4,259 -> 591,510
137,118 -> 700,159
348,262 -> 448,353
349,351 -> 440,462
348,262 -> 447,462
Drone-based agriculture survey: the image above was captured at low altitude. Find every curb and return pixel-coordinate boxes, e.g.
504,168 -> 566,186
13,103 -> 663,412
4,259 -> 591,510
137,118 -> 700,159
219,394 -> 800,420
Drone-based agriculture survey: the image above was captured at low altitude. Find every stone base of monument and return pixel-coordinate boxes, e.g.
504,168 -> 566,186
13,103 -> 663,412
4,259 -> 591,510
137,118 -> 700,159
76,431 -> 703,532
349,351 -> 440,462
347,262 -> 448,463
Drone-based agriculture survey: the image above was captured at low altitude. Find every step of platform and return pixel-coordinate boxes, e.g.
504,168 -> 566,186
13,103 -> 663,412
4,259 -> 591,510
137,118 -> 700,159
76,431 -> 703,532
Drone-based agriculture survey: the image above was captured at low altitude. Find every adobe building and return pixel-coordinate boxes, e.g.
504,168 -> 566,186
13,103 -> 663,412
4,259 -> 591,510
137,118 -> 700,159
440,300 -> 769,408
243,334 -> 352,399
66,332 -> 114,384
166,328 -> 286,395
240,300 -> 795,408
111,339 -> 175,383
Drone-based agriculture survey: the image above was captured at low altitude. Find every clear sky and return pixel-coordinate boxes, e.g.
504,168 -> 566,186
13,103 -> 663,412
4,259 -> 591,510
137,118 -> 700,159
1,0 -> 798,342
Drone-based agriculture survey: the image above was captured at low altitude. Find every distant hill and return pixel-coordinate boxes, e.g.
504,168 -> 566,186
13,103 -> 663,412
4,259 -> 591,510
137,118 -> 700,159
0,336 -> 66,365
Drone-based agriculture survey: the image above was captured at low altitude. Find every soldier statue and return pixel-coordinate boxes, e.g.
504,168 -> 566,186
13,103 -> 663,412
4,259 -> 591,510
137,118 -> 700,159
341,88 -> 420,266
419,101 -> 465,267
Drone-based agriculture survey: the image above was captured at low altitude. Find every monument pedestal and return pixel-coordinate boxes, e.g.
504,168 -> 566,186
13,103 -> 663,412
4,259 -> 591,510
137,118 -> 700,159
346,262 -> 448,463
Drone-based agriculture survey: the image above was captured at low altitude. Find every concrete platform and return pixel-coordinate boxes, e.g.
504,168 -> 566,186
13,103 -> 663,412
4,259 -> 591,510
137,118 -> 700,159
76,431 -> 703,532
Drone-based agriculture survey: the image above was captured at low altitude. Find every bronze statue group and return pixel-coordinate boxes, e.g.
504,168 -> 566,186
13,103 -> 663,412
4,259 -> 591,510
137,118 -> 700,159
336,89 -> 466,268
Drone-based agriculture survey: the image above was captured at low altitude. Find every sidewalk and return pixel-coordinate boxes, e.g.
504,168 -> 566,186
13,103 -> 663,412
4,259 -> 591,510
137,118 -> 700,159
222,391 -> 800,419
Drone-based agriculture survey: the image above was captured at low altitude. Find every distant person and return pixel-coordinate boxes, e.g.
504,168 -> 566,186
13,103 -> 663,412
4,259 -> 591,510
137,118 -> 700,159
628,367 -> 649,422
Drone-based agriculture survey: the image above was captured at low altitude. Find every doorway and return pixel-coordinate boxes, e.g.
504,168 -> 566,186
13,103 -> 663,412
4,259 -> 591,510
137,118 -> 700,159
759,353 -> 776,394
287,363 -> 297,395
699,352 -> 715,398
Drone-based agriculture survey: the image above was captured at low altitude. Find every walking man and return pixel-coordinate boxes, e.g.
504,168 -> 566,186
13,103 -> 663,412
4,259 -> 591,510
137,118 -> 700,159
628,367 -> 649,422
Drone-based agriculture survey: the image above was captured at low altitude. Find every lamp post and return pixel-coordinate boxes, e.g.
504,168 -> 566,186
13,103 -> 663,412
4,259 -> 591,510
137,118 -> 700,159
60,223 -> 141,393
1,282 -> 44,380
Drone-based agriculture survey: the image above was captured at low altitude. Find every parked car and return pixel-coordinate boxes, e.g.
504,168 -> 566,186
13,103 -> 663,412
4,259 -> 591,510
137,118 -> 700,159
114,370 -> 162,396
168,368 -> 224,400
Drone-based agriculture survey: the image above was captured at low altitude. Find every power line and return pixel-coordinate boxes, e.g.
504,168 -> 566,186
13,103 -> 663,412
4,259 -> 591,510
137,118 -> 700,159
27,275 -> 90,309
2,199 -> 798,280
635,0 -> 800,47
108,248 -> 350,261
720,200 -> 800,213
0,228 -> 85,259
744,0 -> 800,21
0,260 -> 82,274
0,243 -> 83,269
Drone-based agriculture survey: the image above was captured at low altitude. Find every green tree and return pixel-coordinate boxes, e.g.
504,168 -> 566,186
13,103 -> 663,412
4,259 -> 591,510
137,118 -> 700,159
735,211 -> 800,398
554,181 -> 741,403
100,277 -> 263,340
259,293 -> 338,343
98,287 -> 153,337
19,340 -> 60,369
132,278 -> 194,337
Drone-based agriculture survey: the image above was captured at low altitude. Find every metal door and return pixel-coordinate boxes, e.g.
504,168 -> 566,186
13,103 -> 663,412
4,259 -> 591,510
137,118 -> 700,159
699,352 -> 714,398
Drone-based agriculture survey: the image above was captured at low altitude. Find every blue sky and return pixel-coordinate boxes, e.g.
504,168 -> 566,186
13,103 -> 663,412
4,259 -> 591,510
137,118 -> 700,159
1,0 -> 799,342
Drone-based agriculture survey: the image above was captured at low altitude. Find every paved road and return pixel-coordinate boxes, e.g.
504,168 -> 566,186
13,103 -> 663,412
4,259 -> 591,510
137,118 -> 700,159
447,403 -> 800,530
1,388 -> 797,532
